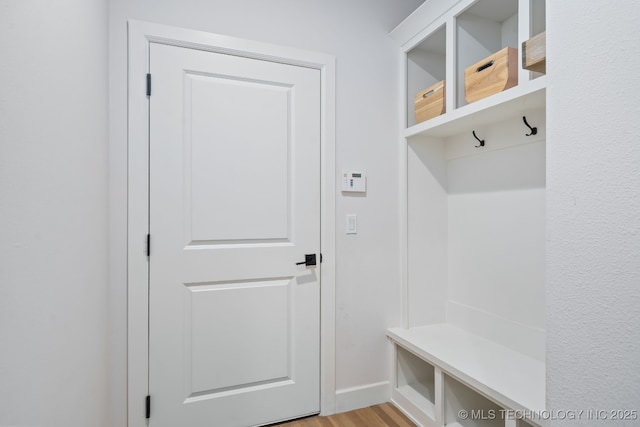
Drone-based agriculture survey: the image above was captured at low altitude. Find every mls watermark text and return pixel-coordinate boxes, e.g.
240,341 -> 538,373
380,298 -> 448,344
457,408 -> 638,422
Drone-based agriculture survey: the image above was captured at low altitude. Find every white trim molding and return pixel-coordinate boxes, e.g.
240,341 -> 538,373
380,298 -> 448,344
127,20 -> 336,426
335,381 -> 391,414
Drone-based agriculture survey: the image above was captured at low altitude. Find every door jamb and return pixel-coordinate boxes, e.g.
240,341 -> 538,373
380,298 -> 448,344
127,20 -> 336,427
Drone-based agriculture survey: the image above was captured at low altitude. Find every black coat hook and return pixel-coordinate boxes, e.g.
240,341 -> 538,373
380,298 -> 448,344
472,130 -> 485,147
523,116 -> 538,136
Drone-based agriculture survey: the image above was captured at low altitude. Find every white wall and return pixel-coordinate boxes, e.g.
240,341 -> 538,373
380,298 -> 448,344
108,0 -> 423,423
546,1 -> 640,424
0,1 -> 109,426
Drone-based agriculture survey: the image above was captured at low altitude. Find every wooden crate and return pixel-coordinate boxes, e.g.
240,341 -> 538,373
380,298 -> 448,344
464,47 -> 518,103
414,80 -> 445,123
522,32 -> 546,73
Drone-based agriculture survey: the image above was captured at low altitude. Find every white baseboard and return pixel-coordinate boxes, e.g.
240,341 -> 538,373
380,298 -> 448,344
334,381 -> 390,414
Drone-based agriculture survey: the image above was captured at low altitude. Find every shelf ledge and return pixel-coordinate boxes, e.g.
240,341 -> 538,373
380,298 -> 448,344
405,77 -> 547,139
388,323 -> 545,414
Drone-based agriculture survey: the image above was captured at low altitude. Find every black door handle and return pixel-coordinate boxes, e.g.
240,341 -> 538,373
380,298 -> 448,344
296,254 -> 316,266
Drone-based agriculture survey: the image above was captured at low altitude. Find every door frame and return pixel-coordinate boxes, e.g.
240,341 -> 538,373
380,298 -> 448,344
127,20 -> 336,427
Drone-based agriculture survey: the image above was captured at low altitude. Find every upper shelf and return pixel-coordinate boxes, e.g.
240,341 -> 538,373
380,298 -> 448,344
404,76 -> 546,139
399,0 -> 547,139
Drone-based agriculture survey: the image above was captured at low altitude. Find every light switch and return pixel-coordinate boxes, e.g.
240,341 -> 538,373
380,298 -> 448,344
346,214 -> 357,234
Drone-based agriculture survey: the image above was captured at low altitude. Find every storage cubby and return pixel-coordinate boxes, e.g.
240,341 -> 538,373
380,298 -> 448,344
455,0 -> 519,108
527,0 -> 546,80
444,375 -> 504,427
407,25 -> 446,127
396,345 -> 436,418
400,0 -> 546,137
530,0 -> 545,37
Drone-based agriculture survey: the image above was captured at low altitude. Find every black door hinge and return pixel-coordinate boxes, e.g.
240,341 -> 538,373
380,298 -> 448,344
320,253 -> 323,263
145,395 -> 151,419
146,73 -> 152,96
146,234 -> 151,257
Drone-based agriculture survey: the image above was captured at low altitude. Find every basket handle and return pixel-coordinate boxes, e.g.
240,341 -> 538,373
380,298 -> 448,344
422,89 -> 435,98
476,60 -> 495,73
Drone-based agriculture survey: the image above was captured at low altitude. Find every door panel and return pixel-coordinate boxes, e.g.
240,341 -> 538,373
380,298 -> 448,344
187,73 -> 292,243
187,279 -> 291,394
149,42 -> 320,427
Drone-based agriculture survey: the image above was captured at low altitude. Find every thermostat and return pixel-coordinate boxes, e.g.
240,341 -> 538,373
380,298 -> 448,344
342,171 -> 366,193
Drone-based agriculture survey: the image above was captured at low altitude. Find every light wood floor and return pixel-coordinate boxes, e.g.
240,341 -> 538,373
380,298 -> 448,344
272,403 -> 416,427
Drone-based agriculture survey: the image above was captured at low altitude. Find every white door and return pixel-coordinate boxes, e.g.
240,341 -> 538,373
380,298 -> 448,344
148,42 -> 320,427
